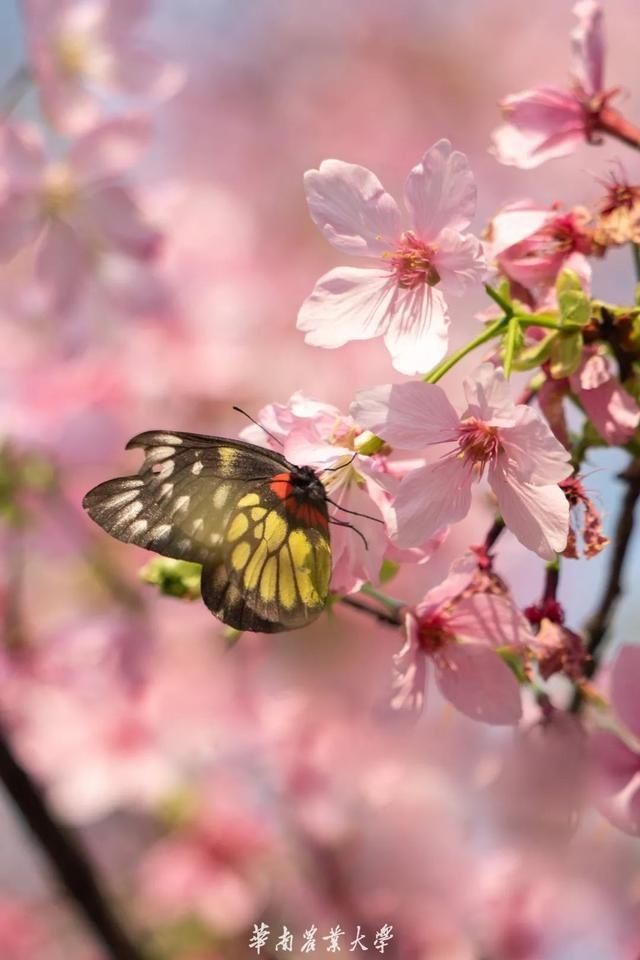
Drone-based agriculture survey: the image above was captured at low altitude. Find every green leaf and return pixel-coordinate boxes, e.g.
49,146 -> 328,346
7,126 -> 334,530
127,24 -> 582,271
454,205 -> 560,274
140,558 -> 202,599
556,269 -> 590,327
511,331 -> 556,371
379,559 -> 400,584
503,315 -> 523,378
549,332 -> 584,378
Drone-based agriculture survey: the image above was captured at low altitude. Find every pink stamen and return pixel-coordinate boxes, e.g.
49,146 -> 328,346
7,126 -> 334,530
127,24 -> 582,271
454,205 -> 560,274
416,610 -> 451,654
457,418 -> 501,472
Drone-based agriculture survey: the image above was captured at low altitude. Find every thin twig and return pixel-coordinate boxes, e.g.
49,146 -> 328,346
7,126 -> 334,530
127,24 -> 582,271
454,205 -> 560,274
340,595 -> 403,627
0,722 -> 149,960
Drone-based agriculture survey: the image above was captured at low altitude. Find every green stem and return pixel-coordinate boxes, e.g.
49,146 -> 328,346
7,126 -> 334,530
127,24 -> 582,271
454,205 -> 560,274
424,316 -> 508,384
484,283 -> 513,315
360,582 -> 405,611
503,316 -> 519,378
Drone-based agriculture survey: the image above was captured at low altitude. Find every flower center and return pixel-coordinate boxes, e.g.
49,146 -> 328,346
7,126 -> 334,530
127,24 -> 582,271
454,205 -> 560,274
40,163 -> 77,219
416,611 -> 451,654
388,232 -> 440,289
457,418 -> 501,472
55,32 -> 92,76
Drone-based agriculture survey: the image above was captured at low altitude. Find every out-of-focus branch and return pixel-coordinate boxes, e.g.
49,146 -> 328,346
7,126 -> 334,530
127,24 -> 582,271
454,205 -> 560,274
340,595 -> 403,626
572,458 -> 640,708
0,65 -> 30,116
0,722 -> 149,960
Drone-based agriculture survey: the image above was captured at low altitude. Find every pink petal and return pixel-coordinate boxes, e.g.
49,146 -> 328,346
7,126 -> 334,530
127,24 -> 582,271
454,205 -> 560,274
501,406 -> 573,485
610,645 -> 640,740
69,116 -> 151,183
447,593 -> 534,648
297,266 -> 395,348
352,380 -> 459,449
114,47 -> 185,99
404,139 -> 477,238
284,426 -> 349,468
395,457 -> 472,547
418,553 -> 478,611
0,124 -> 45,187
488,202 -> 554,258
390,613 -> 429,715
571,1 -> 605,98
304,160 -> 401,257
434,642 -> 522,725
0,193 -> 42,260
84,185 -> 161,259
462,363 -> 517,426
433,228 -> 487,295
329,477 -> 387,594
35,221 -> 88,312
575,373 -> 640,445
382,284 -> 450,374
537,378 -> 571,449
576,350 -> 610,390
491,87 -> 586,169
591,729 -> 639,798
40,76 -> 103,137
489,465 -> 570,560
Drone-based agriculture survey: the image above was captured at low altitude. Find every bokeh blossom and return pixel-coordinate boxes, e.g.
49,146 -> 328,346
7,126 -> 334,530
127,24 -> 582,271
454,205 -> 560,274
492,1 -> 609,168
392,554 -> 532,723
354,364 -> 573,559
298,139 -> 486,374
0,117 -> 160,312
592,645 -> 640,835
23,0 -> 183,134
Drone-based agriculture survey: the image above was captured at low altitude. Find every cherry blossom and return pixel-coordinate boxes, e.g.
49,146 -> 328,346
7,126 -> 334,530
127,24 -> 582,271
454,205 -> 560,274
488,201 -> 593,299
492,2 -> 610,168
298,139 -> 486,374
391,555 -> 531,723
353,364 -> 573,560
538,346 -> 640,447
240,393 -> 441,593
591,645 -> 640,835
23,0 -> 184,134
0,117 -> 160,312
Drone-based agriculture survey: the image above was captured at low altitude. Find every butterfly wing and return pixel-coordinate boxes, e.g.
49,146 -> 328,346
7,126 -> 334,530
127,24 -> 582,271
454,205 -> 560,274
83,431 -> 332,632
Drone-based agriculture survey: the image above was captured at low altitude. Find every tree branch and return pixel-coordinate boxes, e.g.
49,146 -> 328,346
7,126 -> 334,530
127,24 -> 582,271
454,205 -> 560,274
0,721 -> 149,960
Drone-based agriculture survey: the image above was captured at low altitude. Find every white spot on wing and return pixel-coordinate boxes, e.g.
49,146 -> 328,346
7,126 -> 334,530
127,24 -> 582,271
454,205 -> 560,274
159,482 -> 174,499
103,489 -> 139,510
150,524 -> 172,542
154,434 -> 183,445
191,518 -> 204,534
145,445 -> 175,463
157,460 -> 175,479
213,483 -> 230,509
171,495 -> 190,515
129,519 -> 149,537
191,460 -> 203,475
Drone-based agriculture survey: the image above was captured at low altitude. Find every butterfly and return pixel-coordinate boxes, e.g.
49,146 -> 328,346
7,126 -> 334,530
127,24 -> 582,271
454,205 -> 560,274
83,429 -> 363,633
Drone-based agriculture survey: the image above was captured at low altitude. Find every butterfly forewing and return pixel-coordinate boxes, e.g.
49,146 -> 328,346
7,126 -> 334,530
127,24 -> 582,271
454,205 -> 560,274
83,431 -> 332,632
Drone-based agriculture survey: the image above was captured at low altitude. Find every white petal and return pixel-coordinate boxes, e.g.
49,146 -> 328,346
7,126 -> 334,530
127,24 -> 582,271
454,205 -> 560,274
395,458 -> 472,547
304,160 -> 401,257
352,381 -> 459,449
404,139 -> 477,238
383,284 -> 450,375
297,266 -> 395,347
489,465 -> 569,560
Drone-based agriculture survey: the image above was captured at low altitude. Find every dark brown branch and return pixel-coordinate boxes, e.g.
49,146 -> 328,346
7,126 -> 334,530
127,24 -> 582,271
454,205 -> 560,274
0,721 -> 148,960
340,595 -> 403,627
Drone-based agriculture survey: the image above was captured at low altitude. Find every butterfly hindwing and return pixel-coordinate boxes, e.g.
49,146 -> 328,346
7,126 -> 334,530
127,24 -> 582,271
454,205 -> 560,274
83,430 -> 332,632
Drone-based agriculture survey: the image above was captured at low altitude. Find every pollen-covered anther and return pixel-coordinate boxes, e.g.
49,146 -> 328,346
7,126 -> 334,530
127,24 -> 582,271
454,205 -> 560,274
388,231 -> 440,289
457,418 -> 501,470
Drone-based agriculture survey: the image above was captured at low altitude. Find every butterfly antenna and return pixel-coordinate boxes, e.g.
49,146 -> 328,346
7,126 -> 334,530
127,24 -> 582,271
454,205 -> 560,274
322,452 -> 357,472
329,517 -> 369,550
232,406 -> 283,447
324,496 -> 384,525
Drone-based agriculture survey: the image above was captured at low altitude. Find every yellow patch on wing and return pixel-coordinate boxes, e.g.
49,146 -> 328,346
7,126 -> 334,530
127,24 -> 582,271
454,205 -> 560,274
254,522 -> 264,540
227,512 -> 249,542
260,555 -> 278,602
244,539 -> 268,590
231,541 -> 251,571
251,506 -> 267,521
237,492 -> 261,508
218,447 -> 238,472
278,547 -> 297,610
263,510 -> 287,552
288,529 -> 330,608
